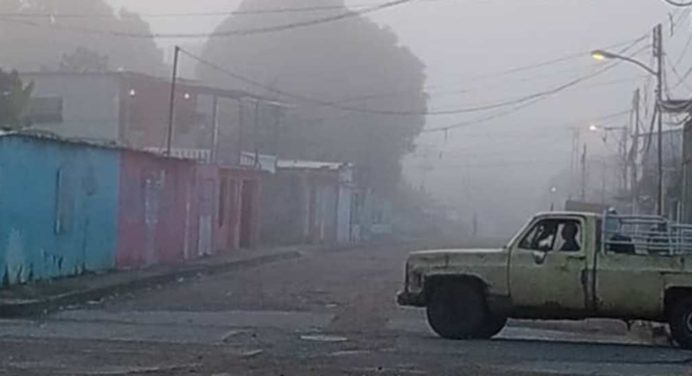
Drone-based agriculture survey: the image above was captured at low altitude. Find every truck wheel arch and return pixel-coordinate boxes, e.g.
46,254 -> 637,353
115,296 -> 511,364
424,274 -> 489,303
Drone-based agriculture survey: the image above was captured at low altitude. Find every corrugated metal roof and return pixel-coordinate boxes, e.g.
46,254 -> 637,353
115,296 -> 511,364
20,71 -> 288,105
0,129 -> 194,161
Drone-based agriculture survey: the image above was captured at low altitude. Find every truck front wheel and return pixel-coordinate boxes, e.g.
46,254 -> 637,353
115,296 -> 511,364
669,295 -> 692,349
426,281 -> 485,339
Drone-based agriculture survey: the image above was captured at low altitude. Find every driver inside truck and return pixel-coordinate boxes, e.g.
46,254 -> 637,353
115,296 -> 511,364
560,222 -> 580,251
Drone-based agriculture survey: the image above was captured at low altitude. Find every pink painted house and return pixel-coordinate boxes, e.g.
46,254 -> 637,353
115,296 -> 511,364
116,151 -> 199,268
116,150 -> 263,270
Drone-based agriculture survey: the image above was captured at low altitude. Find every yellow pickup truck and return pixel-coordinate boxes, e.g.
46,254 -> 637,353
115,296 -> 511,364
397,211 -> 692,348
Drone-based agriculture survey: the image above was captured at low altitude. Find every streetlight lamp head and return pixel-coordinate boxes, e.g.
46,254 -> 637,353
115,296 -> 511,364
589,124 -> 599,132
591,50 -> 615,61
592,52 -> 606,61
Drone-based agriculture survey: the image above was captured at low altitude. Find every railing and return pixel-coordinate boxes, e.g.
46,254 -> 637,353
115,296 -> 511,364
603,213 -> 692,255
143,147 -> 212,162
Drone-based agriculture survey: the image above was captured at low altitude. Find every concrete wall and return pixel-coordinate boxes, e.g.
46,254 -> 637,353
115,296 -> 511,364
116,151 -> 198,269
260,169 -> 347,245
0,134 -> 267,286
22,74 -> 121,141
0,135 -> 120,285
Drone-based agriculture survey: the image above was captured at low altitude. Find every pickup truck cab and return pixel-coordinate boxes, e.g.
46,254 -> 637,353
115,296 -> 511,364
397,211 -> 692,348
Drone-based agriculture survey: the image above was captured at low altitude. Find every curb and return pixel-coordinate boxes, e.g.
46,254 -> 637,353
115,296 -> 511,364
0,250 -> 303,318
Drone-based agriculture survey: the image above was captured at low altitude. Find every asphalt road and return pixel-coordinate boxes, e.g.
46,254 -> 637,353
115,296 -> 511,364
0,244 -> 690,376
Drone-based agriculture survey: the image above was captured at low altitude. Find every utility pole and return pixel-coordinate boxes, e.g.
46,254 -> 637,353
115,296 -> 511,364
253,99 -> 261,169
655,24 -> 664,215
166,46 -> 181,156
210,96 -> 219,163
684,118 -> 692,223
237,99 -> 245,165
621,125 -> 629,192
581,144 -> 587,201
632,89 -> 640,214
570,127 -> 581,196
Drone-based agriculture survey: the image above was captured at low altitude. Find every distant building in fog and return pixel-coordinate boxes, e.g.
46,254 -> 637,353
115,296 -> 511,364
20,71 -> 287,165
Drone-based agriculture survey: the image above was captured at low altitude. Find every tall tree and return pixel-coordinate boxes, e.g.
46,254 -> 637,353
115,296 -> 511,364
0,69 -> 33,130
0,0 -> 164,75
198,0 -> 427,191
59,47 -> 109,73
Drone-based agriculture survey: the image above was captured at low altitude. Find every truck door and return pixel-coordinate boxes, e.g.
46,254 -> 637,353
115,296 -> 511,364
509,217 -> 589,315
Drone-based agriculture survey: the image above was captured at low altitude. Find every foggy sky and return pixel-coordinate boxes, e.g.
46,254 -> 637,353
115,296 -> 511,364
107,0 -> 679,236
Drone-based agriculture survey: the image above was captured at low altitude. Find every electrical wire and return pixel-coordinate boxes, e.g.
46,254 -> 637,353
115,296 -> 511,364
186,41 -> 649,117
664,0 -> 692,7
410,109 -> 631,158
669,63 -> 692,92
420,43 -> 649,133
675,28 -> 692,68
0,1 -> 432,18
0,0 -> 414,39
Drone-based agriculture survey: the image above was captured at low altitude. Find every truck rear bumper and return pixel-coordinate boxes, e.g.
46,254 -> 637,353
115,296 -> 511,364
397,290 -> 425,307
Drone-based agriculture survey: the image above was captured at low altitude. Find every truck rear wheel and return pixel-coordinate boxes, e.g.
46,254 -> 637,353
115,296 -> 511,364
477,314 -> 507,339
669,295 -> 692,349
426,281 -> 485,339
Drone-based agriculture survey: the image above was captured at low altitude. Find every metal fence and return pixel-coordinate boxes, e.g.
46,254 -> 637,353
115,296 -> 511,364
603,213 -> 692,255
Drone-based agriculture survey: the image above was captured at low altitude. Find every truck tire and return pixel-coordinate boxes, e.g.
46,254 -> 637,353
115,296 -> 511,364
477,314 -> 507,339
669,295 -> 692,349
426,281 -> 485,339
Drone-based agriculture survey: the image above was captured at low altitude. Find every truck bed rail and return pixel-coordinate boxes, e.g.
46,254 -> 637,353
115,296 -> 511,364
602,214 -> 692,255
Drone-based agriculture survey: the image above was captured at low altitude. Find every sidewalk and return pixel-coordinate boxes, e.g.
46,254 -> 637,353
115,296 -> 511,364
0,245 -> 310,318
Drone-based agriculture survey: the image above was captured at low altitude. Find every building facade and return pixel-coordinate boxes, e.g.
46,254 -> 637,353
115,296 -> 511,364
0,133 -> 263,285
21,71 -> 285,166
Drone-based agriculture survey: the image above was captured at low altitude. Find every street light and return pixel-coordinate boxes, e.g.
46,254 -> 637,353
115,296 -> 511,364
591,24 -> 663,215
591,50 -> 657,76
588,124 -> 627,133
591,50 -> 612,61
549,186 -> 558,211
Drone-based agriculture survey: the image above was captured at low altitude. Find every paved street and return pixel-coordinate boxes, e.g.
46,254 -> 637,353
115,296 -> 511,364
0,244 -> 691,375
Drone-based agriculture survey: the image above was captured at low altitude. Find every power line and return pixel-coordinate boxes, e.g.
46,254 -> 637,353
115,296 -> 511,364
0,0 -> 414,39
674,27 -> 692,68
441,35 -> 649,83
0,1 -> 417,18
421,48 -> 647,133
337,41 -> 649,105
186,41 -> 649,117
663,0 -> 692,7
670,62 -> 692,92
414,109 -> 631,158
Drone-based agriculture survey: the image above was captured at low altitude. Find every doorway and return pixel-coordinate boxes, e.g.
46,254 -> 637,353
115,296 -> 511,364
239,179 -> 256,248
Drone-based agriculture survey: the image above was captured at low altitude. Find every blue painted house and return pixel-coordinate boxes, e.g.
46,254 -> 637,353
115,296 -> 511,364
0,132 -> 120,285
